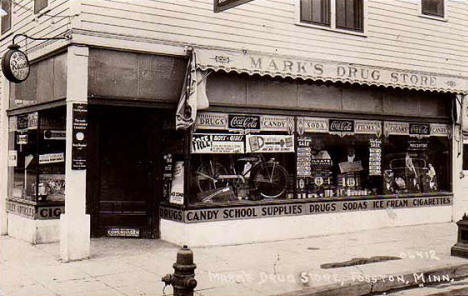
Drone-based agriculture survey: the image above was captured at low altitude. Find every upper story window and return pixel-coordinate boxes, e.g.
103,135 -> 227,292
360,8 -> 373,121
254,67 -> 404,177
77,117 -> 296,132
299,0 -> 365,34
34,0 -> 48,14
421,0 -> 446,19
1,0 -> 11,35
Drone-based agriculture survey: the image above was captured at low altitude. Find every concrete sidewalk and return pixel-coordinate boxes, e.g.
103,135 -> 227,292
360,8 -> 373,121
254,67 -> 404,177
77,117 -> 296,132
1,223 -> 468,296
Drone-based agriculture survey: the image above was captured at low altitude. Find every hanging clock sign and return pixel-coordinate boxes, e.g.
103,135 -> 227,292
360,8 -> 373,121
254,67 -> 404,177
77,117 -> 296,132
1,44 -> 30,83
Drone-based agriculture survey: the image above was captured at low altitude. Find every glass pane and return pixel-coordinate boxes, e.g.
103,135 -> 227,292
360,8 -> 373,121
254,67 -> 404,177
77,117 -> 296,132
301,0 -> 330,26
336,0 -> 363,32
422,0 -> 444,17
38,107 -> 66,203
1,0 -> 11,34
463,144 -> 468,171
382,135 -> 450,194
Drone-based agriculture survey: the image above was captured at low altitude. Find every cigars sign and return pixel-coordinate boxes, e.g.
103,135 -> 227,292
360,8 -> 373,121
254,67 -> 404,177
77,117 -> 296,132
160,195 -> 452,223
196,49 -> 467,93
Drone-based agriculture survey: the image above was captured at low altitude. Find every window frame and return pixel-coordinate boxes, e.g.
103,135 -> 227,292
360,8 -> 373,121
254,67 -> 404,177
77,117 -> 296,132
296,0 -> 368,37
34,0 -> 49,14
1,0 -> 12,35
419,0 -> 448,22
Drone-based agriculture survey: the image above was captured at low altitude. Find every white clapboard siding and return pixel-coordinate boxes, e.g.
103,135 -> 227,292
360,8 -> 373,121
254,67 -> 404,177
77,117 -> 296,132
0,0 -> 70,59
76,0 -> 468,76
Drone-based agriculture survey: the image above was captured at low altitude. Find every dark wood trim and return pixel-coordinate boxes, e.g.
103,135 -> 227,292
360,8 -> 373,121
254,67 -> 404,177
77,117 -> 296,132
88,97 -> 176,110
7,98 -> 66,116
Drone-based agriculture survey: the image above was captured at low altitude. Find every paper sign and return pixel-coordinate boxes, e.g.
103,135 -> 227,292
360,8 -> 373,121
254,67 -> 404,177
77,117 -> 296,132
8,150 -> 17,167
192,133 -> 244,154
246,134 -> 295,153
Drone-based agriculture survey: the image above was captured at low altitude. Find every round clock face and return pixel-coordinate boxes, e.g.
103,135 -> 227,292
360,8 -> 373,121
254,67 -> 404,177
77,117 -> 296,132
10,50 -> 30,81
2,47 -> 30,83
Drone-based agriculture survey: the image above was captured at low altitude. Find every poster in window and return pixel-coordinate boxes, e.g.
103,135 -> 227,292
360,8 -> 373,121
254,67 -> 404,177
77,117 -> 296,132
246,134 -> 295,153
192,133 -> 244,154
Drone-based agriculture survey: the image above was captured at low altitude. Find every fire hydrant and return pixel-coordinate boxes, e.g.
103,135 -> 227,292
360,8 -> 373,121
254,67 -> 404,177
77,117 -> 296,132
162,245 -> 197,296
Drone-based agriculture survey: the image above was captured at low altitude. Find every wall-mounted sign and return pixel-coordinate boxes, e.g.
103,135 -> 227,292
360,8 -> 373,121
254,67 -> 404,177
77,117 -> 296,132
228,114 -> 260,129
106,227 -> 140,238
72,104 -> 87,170
37,206 -> 64,220
44,130 -> 66,140
1,44 -> 30,83
16,134 -> 27,145
297,117 -> 328,135
246,134 -> 294,153
260,115 -> 295,133
160,196 -> 452,223
192,133 -> 245,154
8,150 -> 17,167
7,201 -> 35,219
430,123 -> 451,138
369,138 -> 382,176
329,119 -> 354,137
39,153 -> 65,164
170,161 -> 185,205
195,112 -> 229,130
297,136 -> 312,177
196,48 -> 467,93
384,121 -> 410,137
355,120 -> 382,137
214,0 -> 254,12
409,123 -> 431,136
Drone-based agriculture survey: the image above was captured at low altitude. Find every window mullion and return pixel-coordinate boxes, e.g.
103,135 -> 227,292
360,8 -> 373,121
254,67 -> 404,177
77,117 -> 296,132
331,0 -> 337,29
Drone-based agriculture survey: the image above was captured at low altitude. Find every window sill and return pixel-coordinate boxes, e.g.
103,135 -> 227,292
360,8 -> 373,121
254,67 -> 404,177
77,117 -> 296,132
295,22 -> 367,37
418,14 -> 448,22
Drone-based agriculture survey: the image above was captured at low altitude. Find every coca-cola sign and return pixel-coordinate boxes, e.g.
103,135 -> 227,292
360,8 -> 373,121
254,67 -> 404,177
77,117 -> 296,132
329,119 -> 354,133
409,123 -> 430,136
228,115 -> 260,129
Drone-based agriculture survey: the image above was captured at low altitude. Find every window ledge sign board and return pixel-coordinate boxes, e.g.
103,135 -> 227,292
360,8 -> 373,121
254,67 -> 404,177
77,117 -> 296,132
214,0 -> 254,12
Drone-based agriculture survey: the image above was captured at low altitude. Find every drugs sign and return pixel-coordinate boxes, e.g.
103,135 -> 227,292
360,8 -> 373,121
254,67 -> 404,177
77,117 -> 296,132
214,0 -> 254,12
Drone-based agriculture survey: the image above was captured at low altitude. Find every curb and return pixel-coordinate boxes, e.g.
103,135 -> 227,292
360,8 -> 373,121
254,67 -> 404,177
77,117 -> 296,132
274,263 -> 468,296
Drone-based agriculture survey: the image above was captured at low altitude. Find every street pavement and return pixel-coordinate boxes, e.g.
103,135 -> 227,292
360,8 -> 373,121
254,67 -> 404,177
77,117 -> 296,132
1,222 -> 468,296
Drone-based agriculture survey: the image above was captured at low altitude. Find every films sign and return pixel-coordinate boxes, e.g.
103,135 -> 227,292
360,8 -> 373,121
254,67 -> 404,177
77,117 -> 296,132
39,153 -> 65,164
246,134 -> 295,153
192,133 -> 245,154
106,227 -> 140,238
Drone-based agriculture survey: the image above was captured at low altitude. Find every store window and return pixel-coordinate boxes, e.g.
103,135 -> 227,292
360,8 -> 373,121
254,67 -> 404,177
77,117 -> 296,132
300,0 -> 331,27
421,0 -> 445,18
299,0 -> 364,33
1,0 -> 11,35
188,113 -> 296,206
181,113 -> 451,208
8,107 -> 66,204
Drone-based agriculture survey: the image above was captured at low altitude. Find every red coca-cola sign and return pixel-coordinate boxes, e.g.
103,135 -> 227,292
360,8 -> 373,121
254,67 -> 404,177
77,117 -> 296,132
228,115 -> 260,129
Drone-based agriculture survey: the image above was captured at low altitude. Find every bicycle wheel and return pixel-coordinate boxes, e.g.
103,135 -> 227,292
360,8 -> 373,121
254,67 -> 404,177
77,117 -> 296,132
195,161 -> 228,192
251,163 -> 288,199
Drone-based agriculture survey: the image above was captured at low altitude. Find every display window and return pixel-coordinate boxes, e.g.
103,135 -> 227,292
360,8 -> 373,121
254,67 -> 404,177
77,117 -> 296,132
188,113 -> 296,206
8,107 -> 66,204
177,112 -> 452,208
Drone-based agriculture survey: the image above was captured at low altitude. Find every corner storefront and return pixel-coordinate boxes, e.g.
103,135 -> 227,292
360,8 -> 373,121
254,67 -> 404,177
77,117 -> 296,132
3,45 -> 467,246
159,48 -> 464,246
